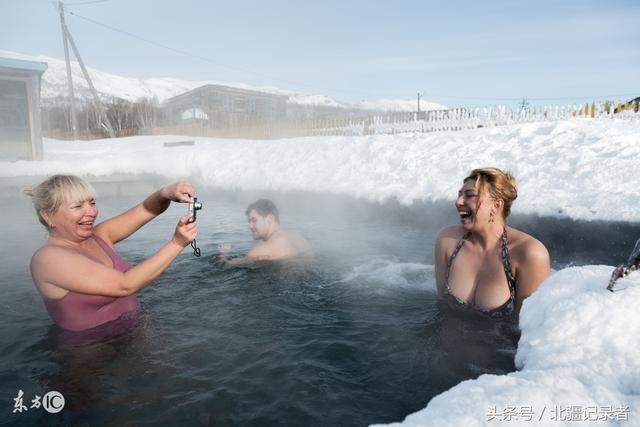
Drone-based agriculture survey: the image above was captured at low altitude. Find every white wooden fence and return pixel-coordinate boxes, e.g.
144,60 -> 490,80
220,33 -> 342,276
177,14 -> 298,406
307,100 -> 640,136
144,100 -> 639,139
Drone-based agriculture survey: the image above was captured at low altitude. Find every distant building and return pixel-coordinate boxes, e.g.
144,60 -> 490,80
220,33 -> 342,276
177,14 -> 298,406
286,103 -> 383,122
0,57 -> 48,160
164,84 -> 288,128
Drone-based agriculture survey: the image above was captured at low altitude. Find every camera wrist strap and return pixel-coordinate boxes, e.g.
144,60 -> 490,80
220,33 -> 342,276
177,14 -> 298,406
191,239 -> 201,257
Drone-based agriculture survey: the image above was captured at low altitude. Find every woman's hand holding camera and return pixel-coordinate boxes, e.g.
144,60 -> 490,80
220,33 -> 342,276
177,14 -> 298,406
161,181 -> 195,203
172,213 -> 197,247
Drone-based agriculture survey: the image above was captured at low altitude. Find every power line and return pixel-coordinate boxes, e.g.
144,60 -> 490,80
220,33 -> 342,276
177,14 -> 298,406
66,0 -> 112,5
56,5 -> 639,104
66,10 -> 255,74
65,9 -> 324,94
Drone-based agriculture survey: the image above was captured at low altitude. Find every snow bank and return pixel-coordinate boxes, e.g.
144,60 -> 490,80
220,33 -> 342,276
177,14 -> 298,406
372,266 -> 640,427
2,118 -> 638,223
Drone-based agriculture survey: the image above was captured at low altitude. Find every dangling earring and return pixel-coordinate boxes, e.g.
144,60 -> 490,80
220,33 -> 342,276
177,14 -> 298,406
489,211 -> 495,223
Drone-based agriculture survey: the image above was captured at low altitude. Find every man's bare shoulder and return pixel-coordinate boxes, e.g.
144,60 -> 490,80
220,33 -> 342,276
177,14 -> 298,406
282,230 -> 308,245
247,241 -> 271,257
270,230 -> 307,247
248,230 -> 309,260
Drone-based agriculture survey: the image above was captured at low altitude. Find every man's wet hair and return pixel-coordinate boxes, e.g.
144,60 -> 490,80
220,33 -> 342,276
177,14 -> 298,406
246,199 -> 280,223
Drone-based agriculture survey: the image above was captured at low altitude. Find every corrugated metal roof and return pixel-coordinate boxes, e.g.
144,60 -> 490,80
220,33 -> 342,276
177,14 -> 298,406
166,83 -> 289,104
0,57 -> 48,74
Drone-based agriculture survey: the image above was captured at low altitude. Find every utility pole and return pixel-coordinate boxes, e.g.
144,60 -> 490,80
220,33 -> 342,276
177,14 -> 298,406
519,97 -> 529,111
59,1 -> 78,141
58,0 -> 116,138
63,25 -> 116,138
417,92 -> 421,115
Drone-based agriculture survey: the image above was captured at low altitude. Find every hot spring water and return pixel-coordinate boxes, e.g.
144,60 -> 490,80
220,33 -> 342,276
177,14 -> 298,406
1,181 -> 638,426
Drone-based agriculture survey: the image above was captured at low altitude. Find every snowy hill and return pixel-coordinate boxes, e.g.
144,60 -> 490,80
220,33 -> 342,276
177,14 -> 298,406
0,50 -> 445,112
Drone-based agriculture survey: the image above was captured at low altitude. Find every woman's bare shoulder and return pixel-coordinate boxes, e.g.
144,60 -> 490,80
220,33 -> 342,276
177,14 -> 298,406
31,244 -> 66,263
436,225 -> 467,242
30,245 -> 77,292
31,244 -> 82,275
508,228 -> 550,264
435,226 -> 467,261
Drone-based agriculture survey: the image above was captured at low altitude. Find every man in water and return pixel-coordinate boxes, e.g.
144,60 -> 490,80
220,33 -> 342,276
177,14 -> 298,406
218,199 -> 309,266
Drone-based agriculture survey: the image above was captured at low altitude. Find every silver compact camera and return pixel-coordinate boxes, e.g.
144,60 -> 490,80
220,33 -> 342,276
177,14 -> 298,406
188,197 -> 203,223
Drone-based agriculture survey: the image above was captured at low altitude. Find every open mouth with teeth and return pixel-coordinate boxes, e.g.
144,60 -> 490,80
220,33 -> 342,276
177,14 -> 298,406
458,209 -> 473,222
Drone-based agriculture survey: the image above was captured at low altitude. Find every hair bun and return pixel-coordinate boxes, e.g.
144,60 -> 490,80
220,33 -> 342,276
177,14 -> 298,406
465,167 -> 518,218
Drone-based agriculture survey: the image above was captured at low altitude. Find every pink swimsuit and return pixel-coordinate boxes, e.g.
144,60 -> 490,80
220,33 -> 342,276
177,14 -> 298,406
43,235 -> 139,332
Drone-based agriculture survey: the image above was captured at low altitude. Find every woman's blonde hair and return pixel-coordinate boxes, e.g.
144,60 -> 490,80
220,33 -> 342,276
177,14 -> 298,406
25,175 -> 96,229
464,167 -> 518,219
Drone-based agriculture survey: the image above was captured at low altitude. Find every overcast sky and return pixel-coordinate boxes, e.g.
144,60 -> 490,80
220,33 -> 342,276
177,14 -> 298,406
1,0 -> 639,107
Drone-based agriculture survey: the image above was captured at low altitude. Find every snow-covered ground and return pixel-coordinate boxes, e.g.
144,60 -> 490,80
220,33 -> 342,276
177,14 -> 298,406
3,118 -> 638,222
0,50 -> 445,111
2,117 -> 638,426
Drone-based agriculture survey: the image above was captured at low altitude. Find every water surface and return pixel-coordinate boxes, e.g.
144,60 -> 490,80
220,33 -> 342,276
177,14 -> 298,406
1,181 -> 638,426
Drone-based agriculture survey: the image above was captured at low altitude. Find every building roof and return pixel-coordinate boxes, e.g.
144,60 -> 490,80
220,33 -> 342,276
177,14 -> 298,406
0,57 -> 48,75
166,83 -> 289,104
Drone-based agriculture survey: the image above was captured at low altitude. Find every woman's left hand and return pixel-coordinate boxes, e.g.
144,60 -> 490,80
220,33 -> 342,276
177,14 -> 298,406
160,181 -> 195,203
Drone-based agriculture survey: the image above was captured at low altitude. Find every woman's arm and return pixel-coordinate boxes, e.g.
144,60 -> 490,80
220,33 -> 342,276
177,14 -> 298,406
32,213 -> 196,298
434,228 -> 453,297
514,239 -> 551,315
95,181 -> 194,245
